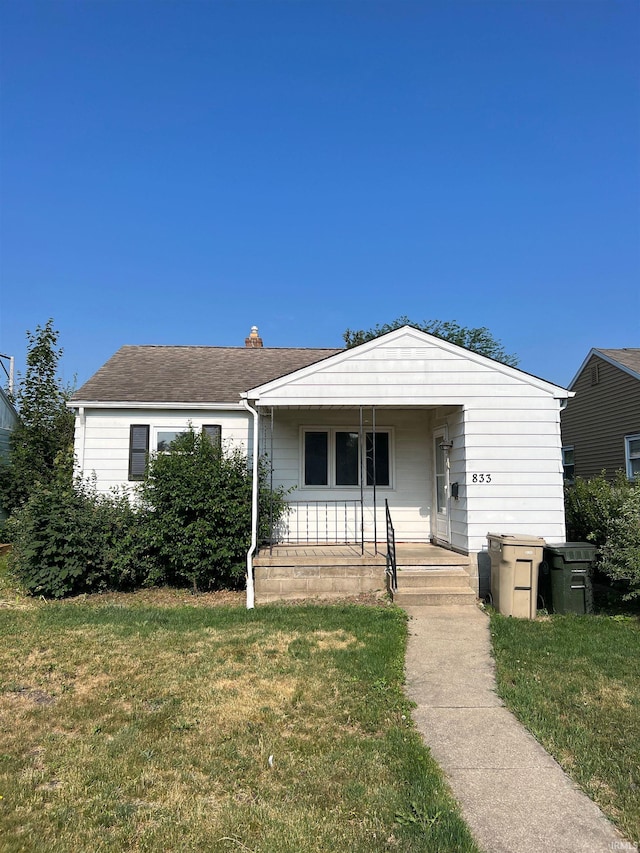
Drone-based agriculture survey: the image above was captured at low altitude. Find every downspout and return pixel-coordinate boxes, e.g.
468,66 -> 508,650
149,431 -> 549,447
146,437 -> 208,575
77,406 -> 86,472
241,397 -> 260,610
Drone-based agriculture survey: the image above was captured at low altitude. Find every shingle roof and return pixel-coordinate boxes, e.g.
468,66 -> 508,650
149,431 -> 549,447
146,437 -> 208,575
597,348 -> 640,378
72,345 -> 342,404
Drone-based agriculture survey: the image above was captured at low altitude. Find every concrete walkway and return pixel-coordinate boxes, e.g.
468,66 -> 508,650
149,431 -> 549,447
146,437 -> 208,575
404,605 -> 632,853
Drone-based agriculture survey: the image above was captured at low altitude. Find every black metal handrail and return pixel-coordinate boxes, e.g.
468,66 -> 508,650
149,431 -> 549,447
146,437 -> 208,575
385,499 -> 397,593
270,499 -> 364,553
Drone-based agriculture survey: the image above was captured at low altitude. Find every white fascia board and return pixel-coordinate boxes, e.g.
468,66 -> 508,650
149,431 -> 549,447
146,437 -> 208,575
568,348 -> 640,389
66,400 -> 244,411
244,325 -> 571,401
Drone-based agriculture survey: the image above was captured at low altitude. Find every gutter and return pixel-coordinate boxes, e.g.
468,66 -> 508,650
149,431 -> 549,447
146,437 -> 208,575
241,397 -> 259,610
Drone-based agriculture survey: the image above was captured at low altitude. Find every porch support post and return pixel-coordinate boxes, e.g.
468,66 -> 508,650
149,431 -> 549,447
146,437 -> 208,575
359,407 -> 364,554
372,406 -> 377,554
241,397 -> 260,610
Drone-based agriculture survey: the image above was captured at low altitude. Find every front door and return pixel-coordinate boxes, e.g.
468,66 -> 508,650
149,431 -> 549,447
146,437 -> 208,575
433,430 -> 450,544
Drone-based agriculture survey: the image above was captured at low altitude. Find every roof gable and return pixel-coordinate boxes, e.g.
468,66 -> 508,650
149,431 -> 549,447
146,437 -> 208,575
569,348 -> 640,389
246,326 -> 569,403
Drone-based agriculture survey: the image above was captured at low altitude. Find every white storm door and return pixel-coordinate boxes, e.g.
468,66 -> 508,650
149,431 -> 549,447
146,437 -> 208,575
434,431 -> 450,544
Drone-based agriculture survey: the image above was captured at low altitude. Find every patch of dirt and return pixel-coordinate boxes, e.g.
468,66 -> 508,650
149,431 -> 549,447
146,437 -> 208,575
11,687 -> 56,706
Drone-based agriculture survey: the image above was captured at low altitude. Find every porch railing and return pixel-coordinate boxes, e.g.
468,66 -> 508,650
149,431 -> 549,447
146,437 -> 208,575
269,499 -> 363,553
385,499 -> 397,593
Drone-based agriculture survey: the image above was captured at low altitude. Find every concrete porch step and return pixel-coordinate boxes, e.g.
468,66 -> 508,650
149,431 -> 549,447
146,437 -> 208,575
391,564 -> 477,606
392,587 -> 477,606
395,566 -> 472,589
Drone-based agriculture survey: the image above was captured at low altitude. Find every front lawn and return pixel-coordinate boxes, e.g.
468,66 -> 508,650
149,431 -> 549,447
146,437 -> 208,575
490,612 -> 640,846
0,592 -> 479,853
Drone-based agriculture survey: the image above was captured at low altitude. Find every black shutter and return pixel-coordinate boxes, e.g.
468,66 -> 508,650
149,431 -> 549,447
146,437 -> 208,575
129,425 -> 149,481
203,424 -> 222,447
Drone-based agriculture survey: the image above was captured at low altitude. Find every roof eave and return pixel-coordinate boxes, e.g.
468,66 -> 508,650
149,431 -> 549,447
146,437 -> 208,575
67,400 -> 245,411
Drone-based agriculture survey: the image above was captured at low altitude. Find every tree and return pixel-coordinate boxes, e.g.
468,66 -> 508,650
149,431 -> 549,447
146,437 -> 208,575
343,316 -> 519,366
0,320 -> 75,515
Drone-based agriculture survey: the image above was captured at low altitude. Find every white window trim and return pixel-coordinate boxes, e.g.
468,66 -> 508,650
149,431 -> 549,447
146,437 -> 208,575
625,434 -> 640,480
299,426 -> 394,490
152,426 -> 190,454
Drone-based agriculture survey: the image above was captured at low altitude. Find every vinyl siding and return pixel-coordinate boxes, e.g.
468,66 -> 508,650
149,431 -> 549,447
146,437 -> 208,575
267,408 -> 434,543
75,408 -> 252,495
561,354 -> 640,480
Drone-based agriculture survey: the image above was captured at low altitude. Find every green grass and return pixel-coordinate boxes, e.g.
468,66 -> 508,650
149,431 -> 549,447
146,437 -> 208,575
490,612 -> 640,846
0,594 -> 479,853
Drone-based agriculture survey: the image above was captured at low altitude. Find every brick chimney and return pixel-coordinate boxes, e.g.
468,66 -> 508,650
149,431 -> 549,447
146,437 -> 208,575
245,325 -> 264,348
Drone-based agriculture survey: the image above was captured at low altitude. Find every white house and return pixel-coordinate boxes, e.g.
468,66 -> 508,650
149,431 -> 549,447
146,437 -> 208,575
70,326 -> 571,604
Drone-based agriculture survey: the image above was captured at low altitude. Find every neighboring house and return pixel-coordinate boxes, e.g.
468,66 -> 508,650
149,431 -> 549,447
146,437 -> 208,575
70,325 -> 571,603
0,386 -> 18,522
561,348 -> 640,482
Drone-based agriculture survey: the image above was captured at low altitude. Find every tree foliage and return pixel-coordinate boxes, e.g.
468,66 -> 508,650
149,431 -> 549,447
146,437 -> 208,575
0,320 -> 75,515
343,316 -> 519,366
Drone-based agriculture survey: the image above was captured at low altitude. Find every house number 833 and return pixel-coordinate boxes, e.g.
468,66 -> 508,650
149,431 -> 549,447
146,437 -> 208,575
471,474 -> 492,483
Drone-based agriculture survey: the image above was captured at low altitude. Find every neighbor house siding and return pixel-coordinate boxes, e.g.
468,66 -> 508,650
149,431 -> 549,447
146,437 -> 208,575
75,408 -> 251,495
561,354 -> 640,480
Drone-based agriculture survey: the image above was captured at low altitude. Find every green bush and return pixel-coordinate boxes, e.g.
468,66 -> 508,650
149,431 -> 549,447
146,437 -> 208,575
8,426 -> 288,598
599,485 -> 640,599
564,471 -> 640,598
136,428 -> 287,592
7,477 -> 136,598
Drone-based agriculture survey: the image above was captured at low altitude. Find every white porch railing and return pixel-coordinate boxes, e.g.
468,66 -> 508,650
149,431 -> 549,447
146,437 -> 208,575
269,499 -> 363,551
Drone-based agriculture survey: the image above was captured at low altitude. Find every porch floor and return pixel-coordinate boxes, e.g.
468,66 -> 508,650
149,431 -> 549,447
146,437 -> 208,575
255,542 -> 470,567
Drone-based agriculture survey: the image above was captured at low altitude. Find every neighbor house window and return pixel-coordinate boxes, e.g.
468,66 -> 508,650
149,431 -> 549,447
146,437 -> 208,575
303,429 -> 391,487
625,434 -> 640,480
562,446 -> 575,483
129,425 -> 150,481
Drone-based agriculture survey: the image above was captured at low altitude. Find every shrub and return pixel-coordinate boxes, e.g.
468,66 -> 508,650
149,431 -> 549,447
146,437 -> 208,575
599,485 -> 640,599
564,471 -> 632,548
135,428 -> 288,592
8,476 -> 136,598
564,471 -> 640,598
8,426 -> 288,598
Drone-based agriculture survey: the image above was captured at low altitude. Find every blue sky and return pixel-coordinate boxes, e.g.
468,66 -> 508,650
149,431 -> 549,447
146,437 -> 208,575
1,0 -> 638,391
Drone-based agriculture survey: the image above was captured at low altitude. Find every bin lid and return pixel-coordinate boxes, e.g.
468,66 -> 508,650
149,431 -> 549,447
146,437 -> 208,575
544,542 -> 597,561
487,533 -> 546,546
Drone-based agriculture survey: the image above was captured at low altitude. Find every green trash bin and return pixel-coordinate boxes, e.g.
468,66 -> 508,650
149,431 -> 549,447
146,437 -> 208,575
541,543 -> 595,614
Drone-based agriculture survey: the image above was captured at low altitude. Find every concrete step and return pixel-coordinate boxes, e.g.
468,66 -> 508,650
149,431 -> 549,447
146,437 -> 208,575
392,587 -> 477,606
396,566 -> 472,589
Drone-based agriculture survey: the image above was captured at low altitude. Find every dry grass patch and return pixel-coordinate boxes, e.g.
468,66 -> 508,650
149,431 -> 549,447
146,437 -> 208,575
0,599 -> 479,853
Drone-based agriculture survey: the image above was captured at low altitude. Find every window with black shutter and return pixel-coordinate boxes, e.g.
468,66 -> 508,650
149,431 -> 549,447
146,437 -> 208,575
129,425 -> 149,481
